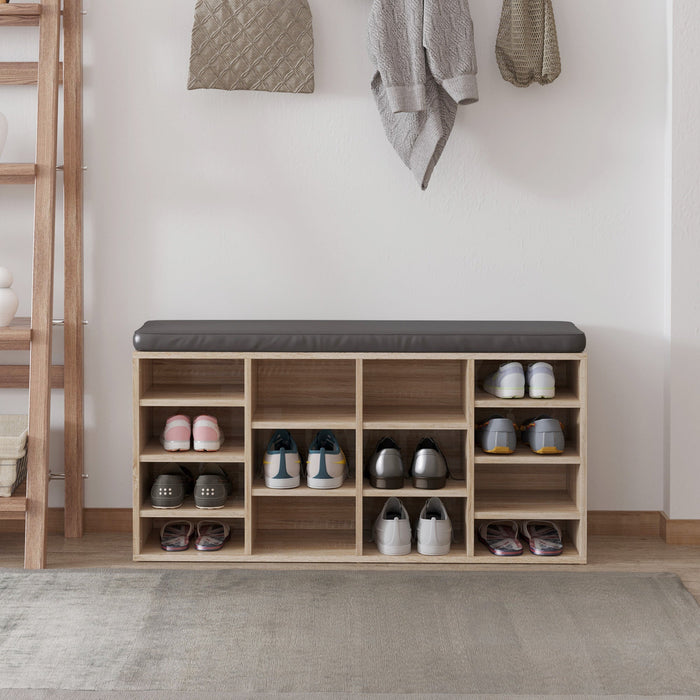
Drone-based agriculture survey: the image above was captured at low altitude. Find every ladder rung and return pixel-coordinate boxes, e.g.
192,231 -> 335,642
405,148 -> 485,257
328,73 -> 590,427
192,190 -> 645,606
0,365 -> 64,389
0,4 -> 41,26
0,163 -> 36,185
0,62 -> 64,86
0,318 -> 31,351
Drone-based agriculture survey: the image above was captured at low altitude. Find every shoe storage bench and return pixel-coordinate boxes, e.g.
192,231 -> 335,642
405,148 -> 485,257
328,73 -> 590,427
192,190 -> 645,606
132,321 -> 587,565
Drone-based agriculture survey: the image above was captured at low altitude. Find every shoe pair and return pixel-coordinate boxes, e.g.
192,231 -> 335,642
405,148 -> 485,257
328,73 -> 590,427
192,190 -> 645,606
368,436 -> 449,490
160,519 -> 230,552
264,429 -> 348,490
483,362 -> 555,399
160,414 -> 224,452
372,497 -> 452,556
476,415 -> 565,455
478,519 -> 563,556
151,465 -> 232,509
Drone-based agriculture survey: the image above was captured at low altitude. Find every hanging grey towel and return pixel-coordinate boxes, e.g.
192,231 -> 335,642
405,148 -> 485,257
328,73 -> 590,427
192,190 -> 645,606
495,0 -> 561,87
368,0 -> 479,190
188,0 -> 314,94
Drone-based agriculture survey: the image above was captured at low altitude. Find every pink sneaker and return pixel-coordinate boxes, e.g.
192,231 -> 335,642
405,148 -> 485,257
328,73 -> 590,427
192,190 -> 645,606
160,414 -> 191,452
193,415 -> 224,452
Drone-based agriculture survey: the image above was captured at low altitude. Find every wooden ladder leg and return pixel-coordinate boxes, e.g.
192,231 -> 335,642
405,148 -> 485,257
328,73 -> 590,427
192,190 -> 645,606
24,0 -> 61,570
63,0 -> 85,539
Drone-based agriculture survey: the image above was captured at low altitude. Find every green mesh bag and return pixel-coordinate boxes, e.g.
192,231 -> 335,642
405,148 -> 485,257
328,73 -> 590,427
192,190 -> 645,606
495,0 -> 561,87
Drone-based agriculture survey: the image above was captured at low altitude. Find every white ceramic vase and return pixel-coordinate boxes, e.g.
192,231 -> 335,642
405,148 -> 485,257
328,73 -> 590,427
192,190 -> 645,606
0,113 -> 7,158
0,267 -> 19,327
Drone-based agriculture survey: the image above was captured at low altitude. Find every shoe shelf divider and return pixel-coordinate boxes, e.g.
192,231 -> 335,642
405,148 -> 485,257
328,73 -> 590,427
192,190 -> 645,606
133,351 -> 587,564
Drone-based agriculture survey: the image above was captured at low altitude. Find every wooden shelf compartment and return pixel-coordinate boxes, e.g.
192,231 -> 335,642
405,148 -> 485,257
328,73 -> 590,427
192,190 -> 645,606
0,164 -> 36,184
251,358 -> 356,428
474,444 -> 580,464
140,384 -> 244,407
251,406 -> 356,429
0,317 -> 31,350
252,480 -> 357,497
474,358 -> 583,404
363,406 -> 467,429
474,489 -> 580,519
362,428 -> 468,481
137,357 -> 244,406
140,438 -> 244,463
362,539 -> 468,562
474,388 -> 580,408
0,481 -> 27,519
472,537 -> 583,564
140,495 -> 245,518
136,525 -> 246,562
138,405 -> 244,462
363,359 -> 467,427
0,4 -> 41,26
362,478 -> 467,497
251,427 -> 357,486
252,529 -> 357,560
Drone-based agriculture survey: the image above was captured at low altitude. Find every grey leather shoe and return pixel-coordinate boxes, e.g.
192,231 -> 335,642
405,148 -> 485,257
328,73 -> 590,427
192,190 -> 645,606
368,436 -> 404,489
411,437 -> 448,489
194,466 -> 233,509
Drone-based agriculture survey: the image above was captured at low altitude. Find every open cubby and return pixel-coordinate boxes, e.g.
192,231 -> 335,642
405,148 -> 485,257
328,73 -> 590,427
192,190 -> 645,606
133,352 -> 586,564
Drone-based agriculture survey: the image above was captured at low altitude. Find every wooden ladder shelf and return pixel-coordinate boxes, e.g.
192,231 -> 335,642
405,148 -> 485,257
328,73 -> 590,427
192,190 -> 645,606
0,0 -> 85,567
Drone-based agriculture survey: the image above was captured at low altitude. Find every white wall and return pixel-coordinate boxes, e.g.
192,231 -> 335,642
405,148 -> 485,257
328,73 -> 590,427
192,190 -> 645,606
668,0 -> 700,519
1,0 -> 671,511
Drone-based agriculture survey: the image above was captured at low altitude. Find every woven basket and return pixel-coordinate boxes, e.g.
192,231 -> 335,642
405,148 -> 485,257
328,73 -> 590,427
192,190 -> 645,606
0,451 -> 27,497
496,0 -> 561,87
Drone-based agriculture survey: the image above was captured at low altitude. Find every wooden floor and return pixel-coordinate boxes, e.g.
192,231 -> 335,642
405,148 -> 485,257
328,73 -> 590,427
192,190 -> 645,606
0,533 -> 698,603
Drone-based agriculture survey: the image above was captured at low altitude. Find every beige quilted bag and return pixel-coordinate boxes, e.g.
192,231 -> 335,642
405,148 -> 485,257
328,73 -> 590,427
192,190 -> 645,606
188,0 -> 314,94
495,0 -> 561,87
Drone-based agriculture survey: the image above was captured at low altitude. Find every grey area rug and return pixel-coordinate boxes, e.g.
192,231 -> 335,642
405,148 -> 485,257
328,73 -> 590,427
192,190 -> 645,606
0,570 -> 698,697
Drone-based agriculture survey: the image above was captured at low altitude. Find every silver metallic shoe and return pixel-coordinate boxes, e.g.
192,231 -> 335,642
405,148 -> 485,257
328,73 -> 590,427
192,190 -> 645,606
411,437 -> 448,489
368,436 -> 405,489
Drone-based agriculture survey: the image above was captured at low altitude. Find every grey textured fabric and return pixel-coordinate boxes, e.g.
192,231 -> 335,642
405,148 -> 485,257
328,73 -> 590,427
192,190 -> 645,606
188,0 -> 314,94
368,0 -> 478,189
0,570 -> 699,695
132,320 -> 586,353
496,0 -> 561,87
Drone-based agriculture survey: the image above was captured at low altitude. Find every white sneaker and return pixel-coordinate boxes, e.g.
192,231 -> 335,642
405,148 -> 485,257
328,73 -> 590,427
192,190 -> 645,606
263,429 -> 301,489
416,497 -> 452,555
372,497 -> 411,555
306,430 -> 347,489
483,362 -> 525,399
526,362 -> 556,398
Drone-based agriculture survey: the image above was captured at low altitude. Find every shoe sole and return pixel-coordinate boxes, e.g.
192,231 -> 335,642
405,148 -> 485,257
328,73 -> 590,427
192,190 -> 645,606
307,475 -> 345,489
193,440 -> 223,452
482,446 -> 514,454
376,542 -> 411,555
151,502 -> 183,509
485,386 -> 525,399
528,544 -> 563,556
265,476 -> 300,489
532,446 -> 564,455
161,440 -> 190,452
529,388 -> 555,399
413,476 -> 446,489
417,542 -> 451,556
369,476 -> 404,489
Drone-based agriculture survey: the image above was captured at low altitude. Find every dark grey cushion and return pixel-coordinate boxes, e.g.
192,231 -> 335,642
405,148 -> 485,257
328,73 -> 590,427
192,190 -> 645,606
133,320 -> 586,353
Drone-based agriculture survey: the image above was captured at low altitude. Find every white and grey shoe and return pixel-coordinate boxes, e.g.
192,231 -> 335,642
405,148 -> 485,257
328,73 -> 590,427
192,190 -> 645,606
307,430 -> 347,489
527,362 -> 556,399
263,429 -> 301,489
483,362 -> 525,399
411,437 -> 448,489
520,415 -> 565,454
372,497 -> 411,555
416,497 -> 452,555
